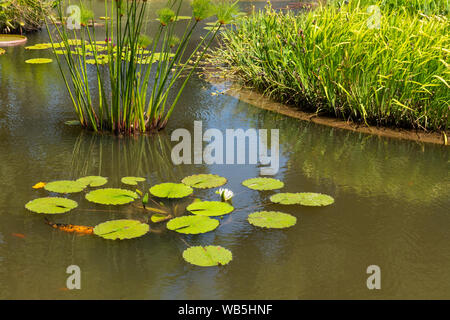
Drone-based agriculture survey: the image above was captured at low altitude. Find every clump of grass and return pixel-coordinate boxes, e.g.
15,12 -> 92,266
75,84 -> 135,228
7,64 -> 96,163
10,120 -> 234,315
0,0 -> 53,33
44,0 -> 240,134
210,2 -> 449,131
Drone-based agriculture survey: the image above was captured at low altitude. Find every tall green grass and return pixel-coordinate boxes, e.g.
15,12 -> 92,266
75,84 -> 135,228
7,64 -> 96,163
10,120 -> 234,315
210,2 -> 449,131
44,0 -> 239,134
0,0 -> 53,33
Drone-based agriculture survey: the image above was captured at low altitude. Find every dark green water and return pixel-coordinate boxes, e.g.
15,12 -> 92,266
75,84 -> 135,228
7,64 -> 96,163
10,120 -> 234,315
0,1 -> 449,299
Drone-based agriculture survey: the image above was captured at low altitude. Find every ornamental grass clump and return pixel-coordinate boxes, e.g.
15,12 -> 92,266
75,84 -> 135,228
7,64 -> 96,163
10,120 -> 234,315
211,1 -> 449,131
43,0 -> 240,134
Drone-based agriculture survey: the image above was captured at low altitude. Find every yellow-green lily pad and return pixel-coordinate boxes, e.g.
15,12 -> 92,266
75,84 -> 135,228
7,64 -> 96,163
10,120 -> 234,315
149,183 -> 193,199
270,192 -> 334,206
182,246 -> 232,267
242,177 -> 284,191
86,188 -> 138,205
25,197 -> 78,214
248,211 -> 297,229
182,174 -> 227,189
166,215 -> 219,234
186,200 -> 233,216
44,180 -> 86,193
77,176 -> 108,187
121,176 -> 146,186
93,219 -> 149,240
25,58 -> 53,64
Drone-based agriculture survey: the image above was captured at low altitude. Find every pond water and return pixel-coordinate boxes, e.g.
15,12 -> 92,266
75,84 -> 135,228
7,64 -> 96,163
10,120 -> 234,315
0,1 -> 449,299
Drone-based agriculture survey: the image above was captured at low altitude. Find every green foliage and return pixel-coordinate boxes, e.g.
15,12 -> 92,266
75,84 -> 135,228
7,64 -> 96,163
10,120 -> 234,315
85,188 -> 138,205
77,176 -> 108,187
121,176 -> 146,186
181,174 -> 227,189
182,245 -> 232,266
166,215 -> 219,234
93,219 -> 149,240
186,200 -> 234,216
248,211 -> 297,229
242,177 -> 284,191
211,4 -> 449,131
24,58 -> 53,64
149,183 -> 193,198
25,197 -> 78,214
270,192 -> 334,206
191,0 -> 216,21
44,180 -> 86,193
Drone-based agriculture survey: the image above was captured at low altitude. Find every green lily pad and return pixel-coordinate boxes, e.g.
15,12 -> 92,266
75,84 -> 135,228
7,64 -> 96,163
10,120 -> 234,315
44,180 -> 86,193
93,219 -> 149,240
25,197 -> 78,214
25,58 -> 53,64
77,176 -> 108,187
121,176 -> 146,186
248,211 -> 297,229
86,188 -> 138,205
242,177 -> 284,191
270,192 -> 334,206
166,215 -> 219,234
149,183 -> 193,198
181,174 -> 227,189
186,200 -> 234,217
150,213 -> 170,223
182,246 -> 232,267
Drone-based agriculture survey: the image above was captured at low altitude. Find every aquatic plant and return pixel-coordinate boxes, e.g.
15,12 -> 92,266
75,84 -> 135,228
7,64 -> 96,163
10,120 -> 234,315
0,0 -> 53,33
25,172 -> 335,266
210,2 -> 449,131
24,58 -> 52,64
181,173 -> 227,188
242,177 -> 284,191
182,245 -> 232,266
44,0 -> 240,134
85,188 -> 138,205
25,197 -> 78,214
93,219 -> 149,240
247,211 -> 297,229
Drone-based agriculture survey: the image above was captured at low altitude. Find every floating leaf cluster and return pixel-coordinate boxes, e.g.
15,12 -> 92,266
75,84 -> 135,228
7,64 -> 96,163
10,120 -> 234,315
24,173 -> 334,267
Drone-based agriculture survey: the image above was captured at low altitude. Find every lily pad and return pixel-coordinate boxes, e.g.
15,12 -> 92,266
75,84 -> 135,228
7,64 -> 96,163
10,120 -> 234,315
186,200 -> 233,217
270,192 -> 334,206
248,211 -> 297,229
77,176 -> 108,187
182,246 -> 232,267
86,188 -> 138,205
44,180 -> 86,193
121,176 -> 146,186
182,174 -> 227,189
93,219 -> 149,240
25,58 -> 53,64
166,215 -> 219,234
149,183 -> 193,199
242,177 -> 284,191
25,197 -> 78,214
150,213 -> 170,223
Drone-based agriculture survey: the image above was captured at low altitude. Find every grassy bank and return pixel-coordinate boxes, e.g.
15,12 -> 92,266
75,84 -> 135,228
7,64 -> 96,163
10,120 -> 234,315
0,0 -> 53,34
210,1 -> 449,131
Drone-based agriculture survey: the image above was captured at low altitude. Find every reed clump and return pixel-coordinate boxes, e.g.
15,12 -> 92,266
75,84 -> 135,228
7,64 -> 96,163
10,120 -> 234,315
210,1 -> 449,131
45,0 -> 239,134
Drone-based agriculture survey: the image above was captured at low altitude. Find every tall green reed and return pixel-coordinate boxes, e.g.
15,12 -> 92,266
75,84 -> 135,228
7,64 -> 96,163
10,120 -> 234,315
43,0 -> 239,134
210,2 -> 449,131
